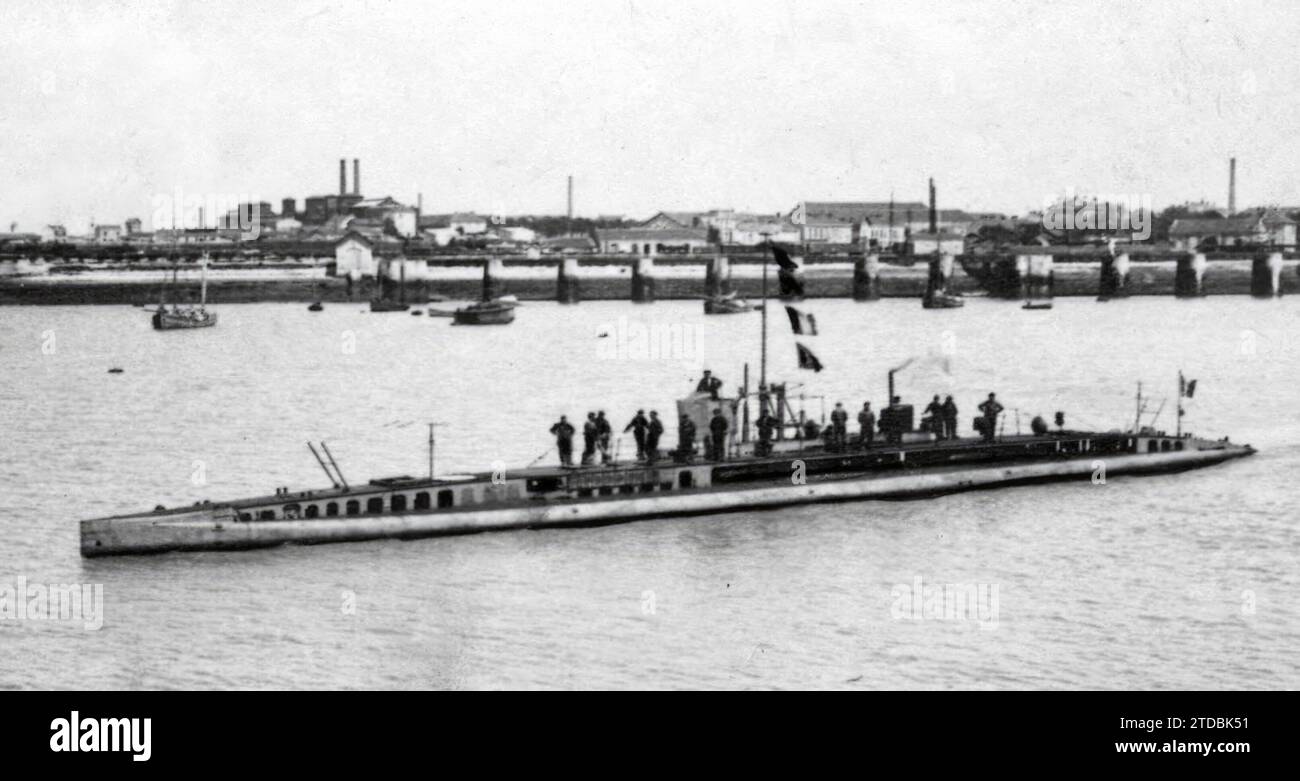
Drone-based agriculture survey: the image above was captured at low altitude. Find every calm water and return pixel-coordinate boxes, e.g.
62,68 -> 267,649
0,297 -> 1297,689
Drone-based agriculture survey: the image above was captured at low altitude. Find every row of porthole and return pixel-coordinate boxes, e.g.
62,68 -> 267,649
238,489 -> 457,522
1147,439 -> 1185,453
574,480 -> 676,499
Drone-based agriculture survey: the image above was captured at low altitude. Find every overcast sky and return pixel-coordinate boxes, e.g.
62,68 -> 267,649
2,0 -> 1296,231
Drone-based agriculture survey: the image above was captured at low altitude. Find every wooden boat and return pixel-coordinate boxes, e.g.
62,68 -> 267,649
921,292 -> 964,309
152,260 -> 217,330
1022,301 -> 1054,310
451,267 -> 517,324
308,302 -> 324,312
704,293 -> 757,314
369,259 -> 409,312
453,299 -> 516,325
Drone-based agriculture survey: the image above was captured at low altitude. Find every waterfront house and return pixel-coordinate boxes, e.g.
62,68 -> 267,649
595,227 -> 710,255
93,224 -> 122,244
333,231 -> 376,277
1167,213 -> 1294,250
450,213 -> 489,235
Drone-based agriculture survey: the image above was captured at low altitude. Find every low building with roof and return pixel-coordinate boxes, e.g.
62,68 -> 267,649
1168,212 -> 1294,250
594,227 -> 710,255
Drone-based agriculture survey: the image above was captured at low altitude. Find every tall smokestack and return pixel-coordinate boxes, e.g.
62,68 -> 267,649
566,175 -> 573,234
1228,157 -> 1237,215
353,159 -> 360,196
928,178 -> 937,234
339,159 -> 347,196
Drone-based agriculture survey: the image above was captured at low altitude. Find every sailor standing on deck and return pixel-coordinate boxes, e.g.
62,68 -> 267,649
596,411 -> 613,464
696,370 -> 723,400
550,415 -> 576,466
624,410 -> 650,460
830,402 -> 849,449
581,412 -> 598,465
978,393 -> 1004,442
942,395 -> 959,440
645,411 -> 664,463
709,408 -> 729,461
925,395 -> 945,439
858,402 -> 875,448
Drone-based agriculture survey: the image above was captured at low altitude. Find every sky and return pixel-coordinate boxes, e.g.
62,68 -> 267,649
1,0 -> 1297,232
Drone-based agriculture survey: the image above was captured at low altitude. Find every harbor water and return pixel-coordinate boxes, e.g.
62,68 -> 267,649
0,298 -> 1296,689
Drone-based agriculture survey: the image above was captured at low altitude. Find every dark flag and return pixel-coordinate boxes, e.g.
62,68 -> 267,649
778,267 -> 805,298
785,305 -> 818,335
795,342 -> 824,372
769,242 -> 798,271
1185,379 -> 1197,398
1180,374 -> 1198,398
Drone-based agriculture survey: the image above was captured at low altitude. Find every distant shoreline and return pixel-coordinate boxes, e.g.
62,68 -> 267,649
2,259 -> 1294,304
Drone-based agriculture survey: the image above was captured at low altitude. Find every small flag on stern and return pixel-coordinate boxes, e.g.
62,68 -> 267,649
778,267 -> 805,298
769,242 -> 798,271
785,305 -> 818,335
796,342 -> 824,372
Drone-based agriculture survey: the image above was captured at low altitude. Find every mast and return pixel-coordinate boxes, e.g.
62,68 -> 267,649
1176,371 -> 1183,438
759,234 -> 770,416
1134,381 -> 1143,433
741,362 -> 749,443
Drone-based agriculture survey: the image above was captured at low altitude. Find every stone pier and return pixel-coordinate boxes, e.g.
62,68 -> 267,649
556,257 -> 580,303
631,256 -> 656,303
1250,251 -> 1283,298
483,258 -> 504,301
1175,252 -> 1206,297
1098,252 -> 1131,300
853,252 -> 880,301
1016,254 -> 1054,300
705,255 -> 730,297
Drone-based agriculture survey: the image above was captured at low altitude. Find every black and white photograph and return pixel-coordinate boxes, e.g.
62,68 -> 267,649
0,0 -> 1294,736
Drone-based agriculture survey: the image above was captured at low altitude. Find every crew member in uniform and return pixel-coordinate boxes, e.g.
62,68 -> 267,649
645,411 -> 664,463
550,415 -> 576,466
830,402 -> 849,449
942,395 -> 959,440
924,395 -> 945,439
709,408 -> 729,460
596,410 -> 613,464
696,370 -> 723,399
624,410 -> 650,460
755,411 -> 779,456
977,393 -> 1004,442
857,402 -> 875,448
581,412 -> 598,465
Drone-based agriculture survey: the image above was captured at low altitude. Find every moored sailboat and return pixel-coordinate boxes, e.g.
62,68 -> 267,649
152,258 -> 217,330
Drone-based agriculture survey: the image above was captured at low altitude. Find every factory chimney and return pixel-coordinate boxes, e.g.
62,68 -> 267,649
1228,157 -> 1237,215
928,178 -> 937,234
339,159 -> 347,196
567,175 -> 574,233
353,159 -> 361,196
